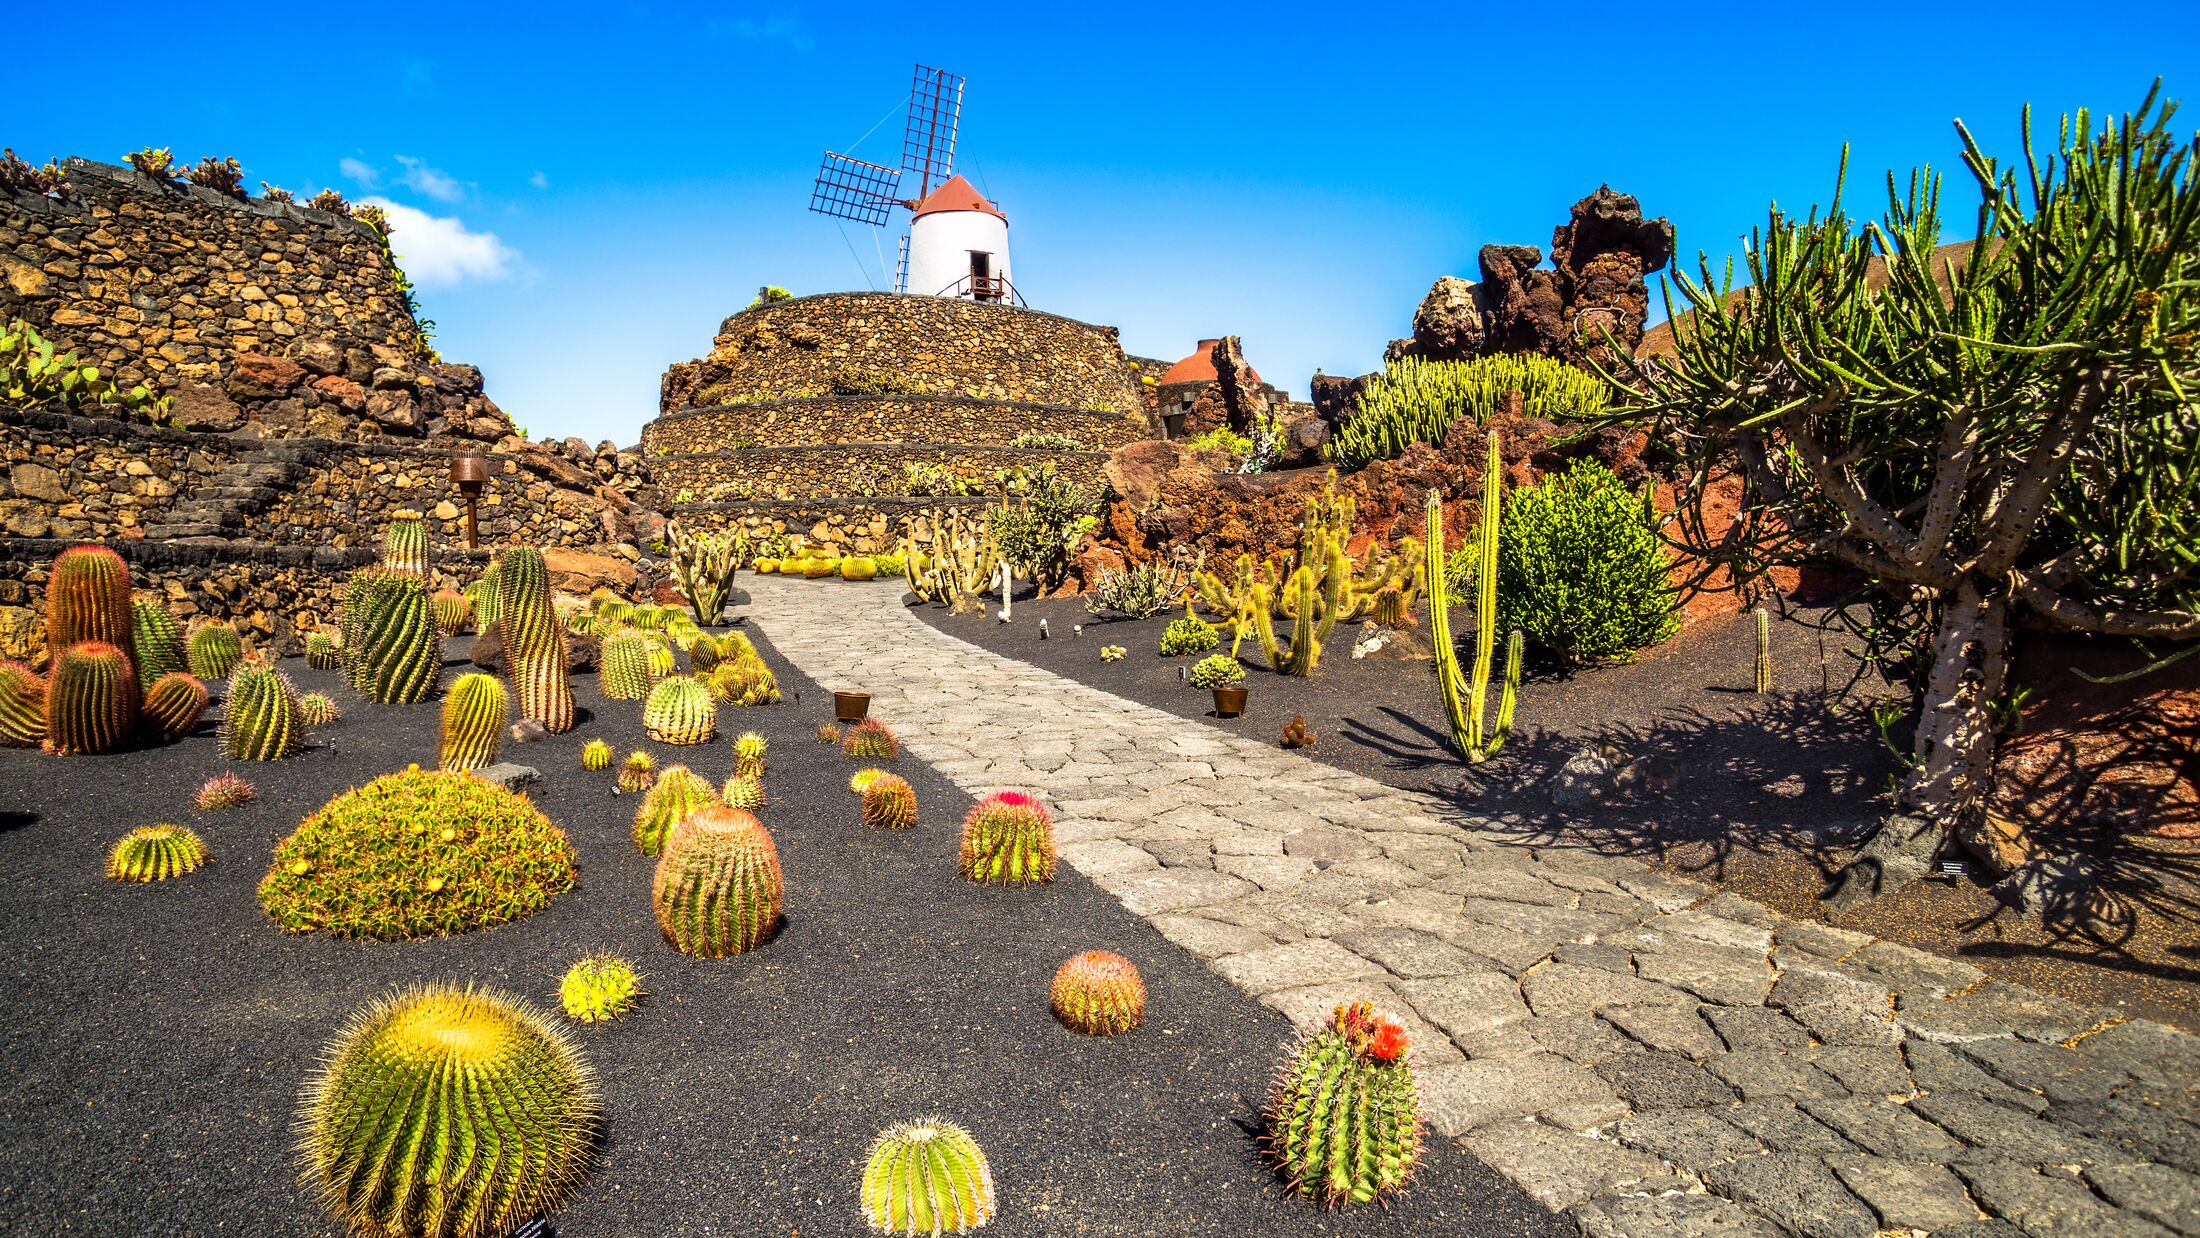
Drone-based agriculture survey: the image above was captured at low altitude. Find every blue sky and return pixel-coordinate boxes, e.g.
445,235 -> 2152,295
20,2 -> 2200,445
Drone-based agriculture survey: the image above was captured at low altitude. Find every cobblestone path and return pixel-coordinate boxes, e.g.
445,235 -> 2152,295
750,577 -> 2200,1237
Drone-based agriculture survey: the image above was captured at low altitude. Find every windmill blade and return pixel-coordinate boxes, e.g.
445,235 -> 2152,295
810,151 -> 901,227
901,65 -> 963,201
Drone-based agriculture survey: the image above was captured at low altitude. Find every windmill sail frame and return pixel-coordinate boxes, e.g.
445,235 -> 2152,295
809,151 -> 901,227
900,65 -> 963,202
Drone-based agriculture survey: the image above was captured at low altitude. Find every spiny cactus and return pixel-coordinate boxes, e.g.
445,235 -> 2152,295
194,772 -> 255,811
849,767 -> 887,794
130,598 -> 186,683
47,545 -> 133,660
643,675 -> 717,745
842,717 -> 900,760
381,509 -> 429,576
465,560 -> 502,633
298,691 -> 340,727
598,632 -> 652,700
859,1120 -> 997,1236
706,656 -> 781,707
1424,450 -> 1521,764
733,730 -> 767,778
498,547 -> 574,733
839,556 -> 878,581
630,602 -> 672,632
667,519 -> 744,624
107,823 -> 209,882
1754,607 -> 1773,693
721,772 -> 766,811
45,640 -> 137,755
958,791 -> 1056,887
298,984 -> 599,1238
617,749 -> 655,793
651,804 -> 782,957
304,629 -> 341,670
1264,1001 -> 1423,1207
633,764 -> 718,856
186,619 -> 242,680
1371,585 -> 1411,629
560,954 -> 641,1023
346,571 -> 440,704
816,722 -> 842,745
645,641 -> 677,682
1051,950 -> 1146,1036
223,666 -> 301,761
0,660 -> 46,747
141,671 -> 209,739
581,738 -> 613,771
432,588 -> 473,637
861,773 -> 917,830
439,673 -> 507,772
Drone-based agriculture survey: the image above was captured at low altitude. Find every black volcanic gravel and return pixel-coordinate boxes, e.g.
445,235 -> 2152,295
0,623 -> 1561,1237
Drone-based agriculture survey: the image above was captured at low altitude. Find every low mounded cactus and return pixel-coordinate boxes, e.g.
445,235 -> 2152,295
194,772 -> 255,811
1264,1001 -> 1424,1207
0,660 -> 45,748
816,722 -> 842,745
859,1120 -> 997,1236
599,632 -> 654,700
1050,950 -> 1146,1036
861,773 -> 917,830
304,629 -> 341,670
560,954 -> 641,1023
721,772 -> 766,812
617,750 -> 655,793
849,767 -> 887,794
299,984 -> 599,1238
1159,609 -> 1220,657
223,666 -> 302,761
651,804 -> 782,957
581,738 -> 613,771
439,672 -> 507,772
842,717 -> 900,760
733,730 -> 767,779
298,691 -> 341,727
48,545 -> 134,658
432,588 -> 473,637
130,598 -> 186,683
958,791 -> 1056,887
46,640 -> 138,755
633,764 -> 717,857
1371,585 -> 1412,629
839,556 -> 877,581
706,656 -> 781,707
643,675 -> 717,745
141,671 -> 209,739
107,823 -> 209,882
186,619 -> 242,680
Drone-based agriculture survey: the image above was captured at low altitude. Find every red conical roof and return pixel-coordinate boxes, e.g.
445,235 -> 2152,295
910,174 -> 1005,221
1160,340 -> 1262,387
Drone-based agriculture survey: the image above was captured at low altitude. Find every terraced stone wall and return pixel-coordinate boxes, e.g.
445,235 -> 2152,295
656,444 -> 1110,504
0,408 -> 209,540
643,395 -> 1144,454
671,496 -> 993,558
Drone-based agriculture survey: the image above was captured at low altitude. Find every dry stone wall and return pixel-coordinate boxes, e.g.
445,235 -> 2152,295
644,395 -> 1143,454
672,497 -> 993,558
656,444 -> 1110,504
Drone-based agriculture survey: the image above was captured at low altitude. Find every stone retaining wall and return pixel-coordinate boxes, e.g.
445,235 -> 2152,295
1,408 -> 218,539
670,496 -> 993,558
654,444 -> 1109,503
247,442 -> 638,550
642,395 -> 1144,455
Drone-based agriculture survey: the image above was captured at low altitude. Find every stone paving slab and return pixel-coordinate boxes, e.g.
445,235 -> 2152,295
750,578 -> 2200,1237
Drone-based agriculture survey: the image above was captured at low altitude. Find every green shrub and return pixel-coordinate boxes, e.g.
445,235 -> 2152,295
1185,426 -> 1253,458
1159,610 -> 1219,657
747,285 -> 793,307
901,461 -> 985,497
988,463 -> 1098,593
1325,354 -> 1609,469
1496,461 -> 1677,661
1009,431 -> 1087,451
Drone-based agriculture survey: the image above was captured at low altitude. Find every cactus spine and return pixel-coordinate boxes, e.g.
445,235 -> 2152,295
633,764 -> 718,856
142,672 -> 209,738
497,547 -> 574,733
842,717 -> 899,760
721,772 -> 766,812
859,1120 -> 997,1236
667,519 -> 744,624
861,773 -> 917,830
186,620 -> 242,680
47,545 -> 134,661
45,640 -> 137,755
107,824 -> 209,882
1424,440 -> 1521,763
599,632 -> 653,700
1264,1001 -> 1423,1206
298,692 -> 341,727
432,588 -> 473,637
958,792 -> 1057,886
651,804 -> 782,957
223,667 -> 301,761
298,984 -> 599,1238
560,954 -> 641,1023
304,630 -> 340,670
347,571 -> 441,704
0,660 -> 46,747
130,598 -> 186,683
439,673 -> 507,772
1754,607 -> 1773,693
465,560 -> 502,633
1050,950 -> 1145,1036
381,509 -> 429,576
643,675 -> 717,745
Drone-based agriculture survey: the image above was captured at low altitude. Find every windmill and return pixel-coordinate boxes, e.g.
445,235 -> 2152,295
809,64 -> 1019,305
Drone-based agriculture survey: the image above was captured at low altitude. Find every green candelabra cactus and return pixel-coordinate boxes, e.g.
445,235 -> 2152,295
438,672 -> 507,772
651,804 -> 782,956
130,598 -> 185,683
1424,439 -> 1521,763
0,661 -> 44,747
632,764 -> 717,856
46,640 -> 137,755
47,545 -> 133,660
141,671 -> 209,739
498,547 -> 574,733
1264,1001 -> 1424,1206
223,666 -> 302,761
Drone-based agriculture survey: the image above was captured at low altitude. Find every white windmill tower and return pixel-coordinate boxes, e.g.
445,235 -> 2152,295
809,65 -> 1020,305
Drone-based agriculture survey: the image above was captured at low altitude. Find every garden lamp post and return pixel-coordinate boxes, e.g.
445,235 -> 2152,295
449,451 -> 488,549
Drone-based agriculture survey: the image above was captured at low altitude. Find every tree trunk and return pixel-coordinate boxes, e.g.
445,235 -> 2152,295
1825,575 -> 2012,910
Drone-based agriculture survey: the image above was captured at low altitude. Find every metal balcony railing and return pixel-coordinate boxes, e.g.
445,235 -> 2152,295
932,273 -> 1025,307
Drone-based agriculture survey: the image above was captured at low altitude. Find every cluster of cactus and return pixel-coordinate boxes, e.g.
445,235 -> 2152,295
1264,1001 -> 1423,1206
629,603 -> 674,632
901,507 -> 1000,613
431,588 -> 473,636
617,750 -> 656,793
587,589 -> 634,626
958,791 -> 1057,886
816,722 -> 842,745
380,509 -> 429,576
1050,950 -> 1145,1035
667,520 -> 745,624
142,671 -> 209,738
859,1120 -> 997,1236
304,630 -> 340,670
860,773 -> 917,829
498,547 -> 574,732
130,598 -> 185,682
223,666 -> 302,761
0,661 -> 45,747
1099,644 -> 1126,662
298,984 -> 599,1238
652,804 -> 783,957
598,632 -> 656,700
46,640 -> 138,755
186,620 -> 242,679
439,673 -> 507,772
581,738 -> 613,770
298,691 -> 340,727
842,717 -> 899,759
1188,653 -> 1245,690
106,823 -> 209,882
686,631 -> 751,674
560,954 -> 641,1023
643,676 -> 718,744
705,656 -> 781,707
633,764 -> 717,856
1280,714 -> 1317,749
340,568 -> 441,704
721,772 -> 766,811
1371,585 -> 1413,628
194,772 -> 255,811
1754,607 -> 1773,693
1424,440 -> 1522,763
734,730 -> 767,778
47,545 -> 133,659
645,640 -> 678,681
1324,352 -> 1610,469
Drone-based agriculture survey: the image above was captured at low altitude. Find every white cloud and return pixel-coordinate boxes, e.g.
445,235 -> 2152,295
706,13 -> 812,50
395,155 -> 465,203
339,157 -> 380,187
529,170 -> 550,190
361,197 -> 516,287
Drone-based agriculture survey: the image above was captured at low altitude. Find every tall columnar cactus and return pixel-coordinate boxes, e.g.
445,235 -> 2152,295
860,773 -> 918,830
667,519 -> 744,625
958,791 -> 1057,886
47,545 -> 133,661
497,547 -> 574,733
186,620 -> 243,680
599,632 -> 652,700
431,588 -> 473,637
1424,442 -> 1521,764
106,823 -> 209,882
0,660 -> 46,747
349,573 -> 441,704
130,598 -> 186,683
222,666 -> 301,761
651,804 -> 782,957
901,506 -> 1001,614
643,676 -> 717,745
304,630 -> 341,670
381,509 -> 429,576
859,1120 -> 997,1236
1754,608 -> 1773,694
1264,1001 -> 1424,1207
45,640 -> 137,755
141,671 -> 209,739
1050,950 -> 1146,1036
465,560 -> 502,633
439,673 -> 507,772
632,764 -> 718,857
298,984 -> 599,1238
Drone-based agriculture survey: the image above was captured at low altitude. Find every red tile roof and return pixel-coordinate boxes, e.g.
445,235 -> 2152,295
910,174 -> 1005,221
1159,339 -> 1262,387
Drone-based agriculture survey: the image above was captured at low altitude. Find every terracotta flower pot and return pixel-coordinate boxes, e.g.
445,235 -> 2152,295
1211,686 -> 1248,718
833,691 -> 871,723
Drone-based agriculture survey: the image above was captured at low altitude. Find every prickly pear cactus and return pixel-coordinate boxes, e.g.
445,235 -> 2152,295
1264,1001 -> 1423,1206
141,671 -> 209,739
651,804 -> 781,957
438,673 -> 507,772
223,667 -> 302,762
642,675 -> 717,745
957,791 -> 1056,887
859,1119 -> 996,1235
46,640 -> 138,755
632,764 -> 717,857
1050,950 -> 1145,1036
860,773 -> 917,830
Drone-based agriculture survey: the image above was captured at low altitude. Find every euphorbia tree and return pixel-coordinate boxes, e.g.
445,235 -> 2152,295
1615,87 -> 2200,907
